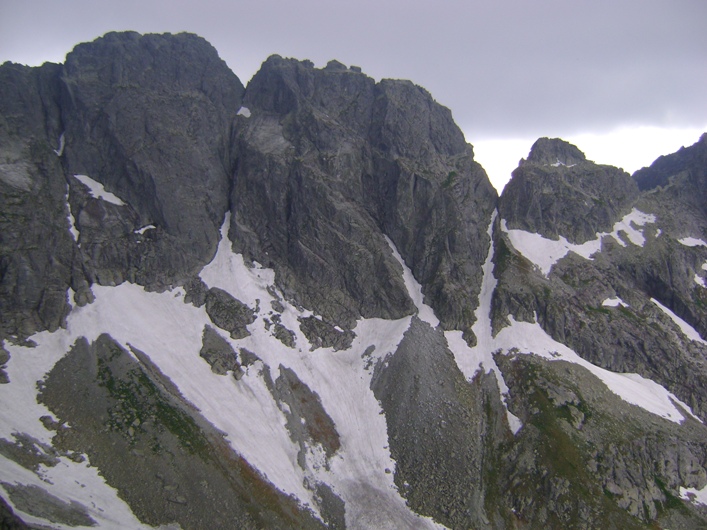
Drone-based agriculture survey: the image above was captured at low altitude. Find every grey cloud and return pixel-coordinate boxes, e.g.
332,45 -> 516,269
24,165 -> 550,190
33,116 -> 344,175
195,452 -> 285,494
1,0 -> 705,140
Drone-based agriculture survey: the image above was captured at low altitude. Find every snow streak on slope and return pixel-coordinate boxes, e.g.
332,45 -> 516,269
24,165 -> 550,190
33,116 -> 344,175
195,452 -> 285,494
491,317 -> 700,424
502,208 -> 656,276
385,236 -> 439,328
681,483 -> 707,507
651,298 -> 707,345
444,211 -> 523,434
53,133 -> 65,157
65,183 -> 79,242
73,174 -> 125,206
679,237 -> 707,248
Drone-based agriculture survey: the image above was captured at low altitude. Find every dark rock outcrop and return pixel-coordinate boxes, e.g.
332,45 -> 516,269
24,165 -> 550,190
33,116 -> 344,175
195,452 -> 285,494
200,324 -> 243,377
0,62 -> 74,341
633,133 -> 707,194
204,287 -> 255,339
371,317 -> 509,529
60,31 -> 245,290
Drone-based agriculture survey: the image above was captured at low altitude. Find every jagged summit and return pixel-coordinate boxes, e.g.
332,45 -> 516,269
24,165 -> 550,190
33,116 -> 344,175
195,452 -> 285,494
633,132 -> 707,193
521,136 -> 587,167
500,137 -> 639,244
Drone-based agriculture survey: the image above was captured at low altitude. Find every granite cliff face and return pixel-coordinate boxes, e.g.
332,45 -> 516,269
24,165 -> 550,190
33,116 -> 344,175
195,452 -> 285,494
2,32 -> 707,530
231,54 -> 496,336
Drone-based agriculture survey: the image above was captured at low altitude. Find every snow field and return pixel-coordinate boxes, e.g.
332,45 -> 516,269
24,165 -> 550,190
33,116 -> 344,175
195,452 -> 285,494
502,208 -> 656,276
679,237 -> 707,248
73,175 -> 126,206
200,215 -> 444,528
4,235 -> 443,528
651,298 -> 707,345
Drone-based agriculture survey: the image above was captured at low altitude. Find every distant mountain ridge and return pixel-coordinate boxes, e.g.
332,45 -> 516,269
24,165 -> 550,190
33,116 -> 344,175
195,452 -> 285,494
1,31 -> 707,529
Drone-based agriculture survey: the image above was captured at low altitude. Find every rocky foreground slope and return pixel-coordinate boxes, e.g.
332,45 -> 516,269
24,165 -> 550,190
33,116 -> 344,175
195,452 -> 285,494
1,31 -> 707,529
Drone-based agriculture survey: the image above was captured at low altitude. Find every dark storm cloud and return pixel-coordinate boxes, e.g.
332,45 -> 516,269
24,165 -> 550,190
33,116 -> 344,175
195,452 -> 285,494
2,0 -> 706,140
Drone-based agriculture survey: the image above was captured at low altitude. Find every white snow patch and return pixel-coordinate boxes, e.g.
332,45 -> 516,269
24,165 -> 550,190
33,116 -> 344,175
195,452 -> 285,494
610,208 -> 656,247
502,208 -> 656,276
651,298 -> 707,345
695,274 -> 706,288
385,236 -> 439,328
493,317 -> 700,424
679,237 -> 707,248
602,297 -> 628,308
446,211 -> 522,434
703,262 -> 707,271
501,219 -> 601,276
65,183 -> 79,243
237,106 -> 251,118
73,174 -> 125,206
550,159 -> 576,168
53,132 -> 65,156
134,224 -> 156,235
681,483 -> 707,506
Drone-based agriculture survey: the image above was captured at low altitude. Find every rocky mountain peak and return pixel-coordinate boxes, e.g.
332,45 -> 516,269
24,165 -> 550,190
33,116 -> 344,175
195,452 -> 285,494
522,136 -> 587,167
233,54 -> 496,335
500,137 -> 639,244
633,132 -> 707,194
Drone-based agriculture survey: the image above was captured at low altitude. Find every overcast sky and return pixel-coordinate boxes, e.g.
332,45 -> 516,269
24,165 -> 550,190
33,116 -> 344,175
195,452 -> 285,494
1,0 -> 705,190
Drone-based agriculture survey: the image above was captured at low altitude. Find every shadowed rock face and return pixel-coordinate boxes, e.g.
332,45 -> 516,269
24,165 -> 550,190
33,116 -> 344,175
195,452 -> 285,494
60,31 -> 245,290
633,133 -> 707,195
232,55 -> 497,335
499,137 -> 639,244
0,32 -> 245,342
0,62 -> 74,340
